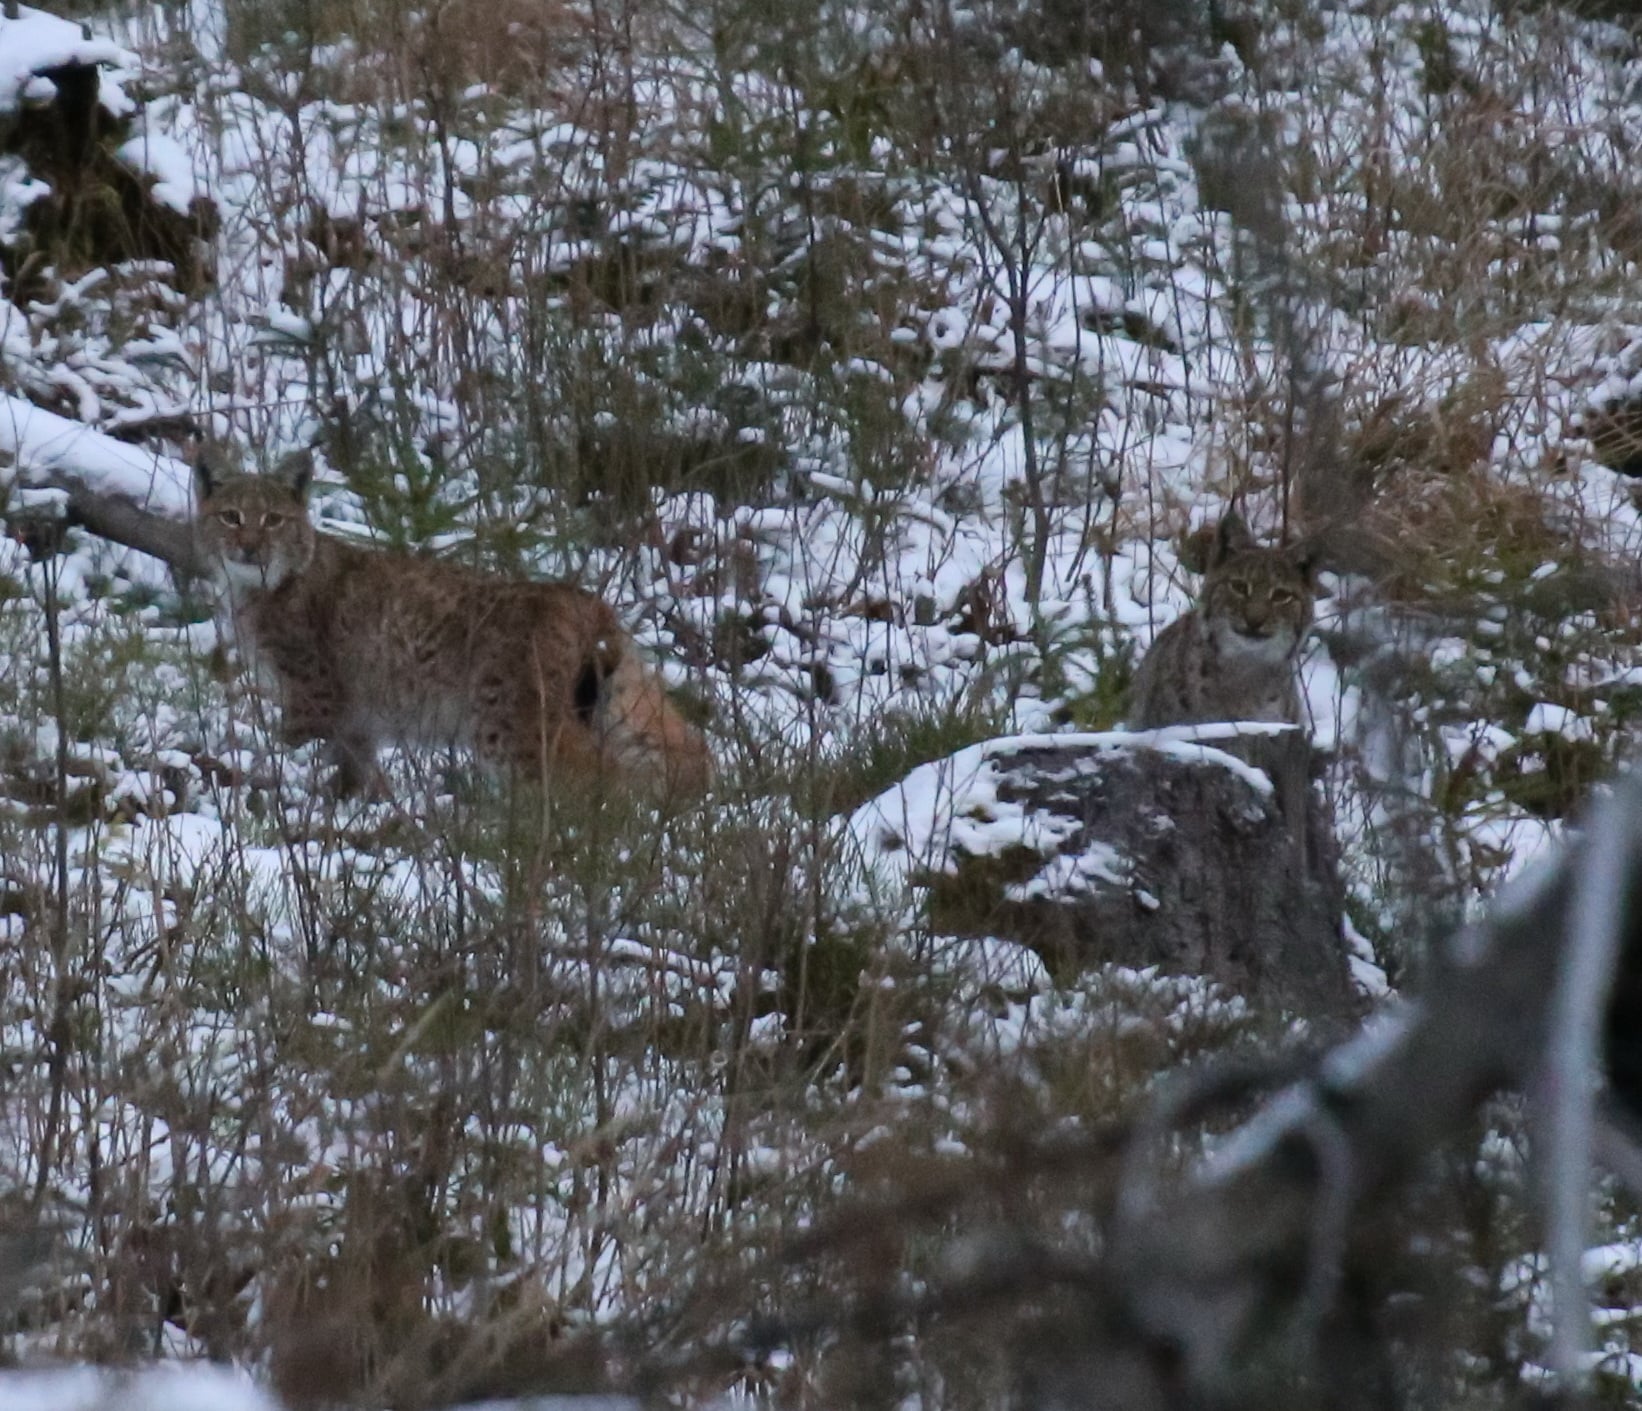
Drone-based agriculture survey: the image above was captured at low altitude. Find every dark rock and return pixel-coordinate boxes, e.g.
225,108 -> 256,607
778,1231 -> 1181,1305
1576,393 -> 1642,478
0,48 -> 217,304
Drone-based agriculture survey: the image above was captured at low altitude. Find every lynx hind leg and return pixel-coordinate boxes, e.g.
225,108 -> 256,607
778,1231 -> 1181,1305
494,629 -> 617,789
588,635 -> 712,798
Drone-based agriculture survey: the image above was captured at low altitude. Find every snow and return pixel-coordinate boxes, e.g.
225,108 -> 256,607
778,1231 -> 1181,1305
924,934 -> 1052,995
0,0 -> 1639,1392
0,8 -> 138,117
850,726 -> 1293,897
1006,842 -> 1127,901
115,130 -> 205,214
1526,701 -> 1596,741
0,1367 -> 642,1411
0,393 -> 191,513
0,1365 -> 278,1411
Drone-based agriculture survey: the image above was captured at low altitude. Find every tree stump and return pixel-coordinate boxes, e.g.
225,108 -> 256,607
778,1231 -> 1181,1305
857,727 -> 1362,1024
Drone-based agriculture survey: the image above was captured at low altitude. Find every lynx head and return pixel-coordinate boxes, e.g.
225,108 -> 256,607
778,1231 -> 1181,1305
193,450 -> 317,592
1194,511 -> 1315,659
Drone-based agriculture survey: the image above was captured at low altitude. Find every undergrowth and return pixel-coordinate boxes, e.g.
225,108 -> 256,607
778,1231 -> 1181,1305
7,0 -> 1642,1403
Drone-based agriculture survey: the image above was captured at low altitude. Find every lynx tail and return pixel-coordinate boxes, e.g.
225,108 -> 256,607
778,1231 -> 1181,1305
596,640 -> 713,799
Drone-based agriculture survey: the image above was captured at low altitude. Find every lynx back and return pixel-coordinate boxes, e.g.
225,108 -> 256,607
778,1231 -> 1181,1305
193,459 -> 711,800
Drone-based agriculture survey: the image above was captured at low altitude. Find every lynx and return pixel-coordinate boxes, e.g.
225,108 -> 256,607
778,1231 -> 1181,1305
193,459 -> 712,800
1127,511 -> 1314,730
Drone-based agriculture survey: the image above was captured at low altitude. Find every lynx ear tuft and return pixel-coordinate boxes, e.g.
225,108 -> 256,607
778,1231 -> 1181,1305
191,442 -> 235,502
1215,508 -> 1253,556
1177,526 -> 1211,575
273,451 -> 314,500
1179,509 -> 1256,575
1188,509 -> 1253,573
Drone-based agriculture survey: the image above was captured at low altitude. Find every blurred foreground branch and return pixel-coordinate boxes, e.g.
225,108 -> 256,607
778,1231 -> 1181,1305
1094,779 -> 1641,1409
666,777 -> 1642,1410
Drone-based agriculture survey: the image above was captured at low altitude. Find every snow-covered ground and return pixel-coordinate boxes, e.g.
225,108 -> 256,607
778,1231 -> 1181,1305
5,0 -> 1642,1401
0,1364 -> 639,1411
2,1364 -> 282,1411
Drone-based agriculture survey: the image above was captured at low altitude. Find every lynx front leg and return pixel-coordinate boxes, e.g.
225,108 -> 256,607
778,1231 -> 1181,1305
267,667 -> 379,797
273,661 -> 344,746
325,731 -> 387,799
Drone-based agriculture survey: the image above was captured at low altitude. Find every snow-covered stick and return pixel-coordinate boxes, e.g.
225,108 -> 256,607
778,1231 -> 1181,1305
1539,782 -> 1642,1388
0,393 -> 200,572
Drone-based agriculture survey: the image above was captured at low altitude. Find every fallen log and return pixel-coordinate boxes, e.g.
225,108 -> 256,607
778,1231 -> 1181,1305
0,392 -> 200,571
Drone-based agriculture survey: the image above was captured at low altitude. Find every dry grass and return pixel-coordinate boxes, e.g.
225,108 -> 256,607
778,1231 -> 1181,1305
12,0 -> 1642,1403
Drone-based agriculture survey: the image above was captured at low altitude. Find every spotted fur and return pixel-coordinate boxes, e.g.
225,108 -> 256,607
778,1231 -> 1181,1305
193,459 -> 711,799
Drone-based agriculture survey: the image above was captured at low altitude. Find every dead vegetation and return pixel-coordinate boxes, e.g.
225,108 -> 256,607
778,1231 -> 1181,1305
0,49 -> 214,306
9,0 -> 1642,1406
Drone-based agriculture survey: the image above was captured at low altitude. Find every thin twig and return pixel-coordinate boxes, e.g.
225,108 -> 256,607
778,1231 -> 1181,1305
32,551 -> 73,1208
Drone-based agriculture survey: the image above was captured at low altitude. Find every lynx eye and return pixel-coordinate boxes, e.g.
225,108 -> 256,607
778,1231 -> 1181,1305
216,509 -> 244,528
1270,587 -> 1296,604
261,513 -> 289,529
1230,580 -> 1252,598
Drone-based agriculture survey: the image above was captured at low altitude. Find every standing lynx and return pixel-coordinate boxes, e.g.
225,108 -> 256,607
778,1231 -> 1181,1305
1128,511 -> 1315,729
193,458 -> 711,799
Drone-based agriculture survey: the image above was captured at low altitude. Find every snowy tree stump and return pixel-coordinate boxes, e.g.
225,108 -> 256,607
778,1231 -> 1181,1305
855,727 -> 1361,1024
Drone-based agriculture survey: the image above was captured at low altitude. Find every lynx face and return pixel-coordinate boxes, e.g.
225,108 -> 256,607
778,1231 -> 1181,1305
1126,511 -> 1315,730
1198,538 -> 1312,662
193,466 -> 316,592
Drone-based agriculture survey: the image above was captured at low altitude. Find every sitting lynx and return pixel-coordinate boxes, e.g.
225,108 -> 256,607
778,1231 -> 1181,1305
193,457 -> 711,800
1127,511 -> 1315,729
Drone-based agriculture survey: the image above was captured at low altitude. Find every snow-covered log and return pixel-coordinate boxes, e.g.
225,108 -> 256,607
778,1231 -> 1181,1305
852,725 -> 1361,1023
0,392 -> 198,572
979,730 -> 1356,1021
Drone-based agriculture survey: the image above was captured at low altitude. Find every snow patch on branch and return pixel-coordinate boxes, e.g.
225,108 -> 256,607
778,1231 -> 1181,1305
0,393 -> 190,513
0,6 -> 138,118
